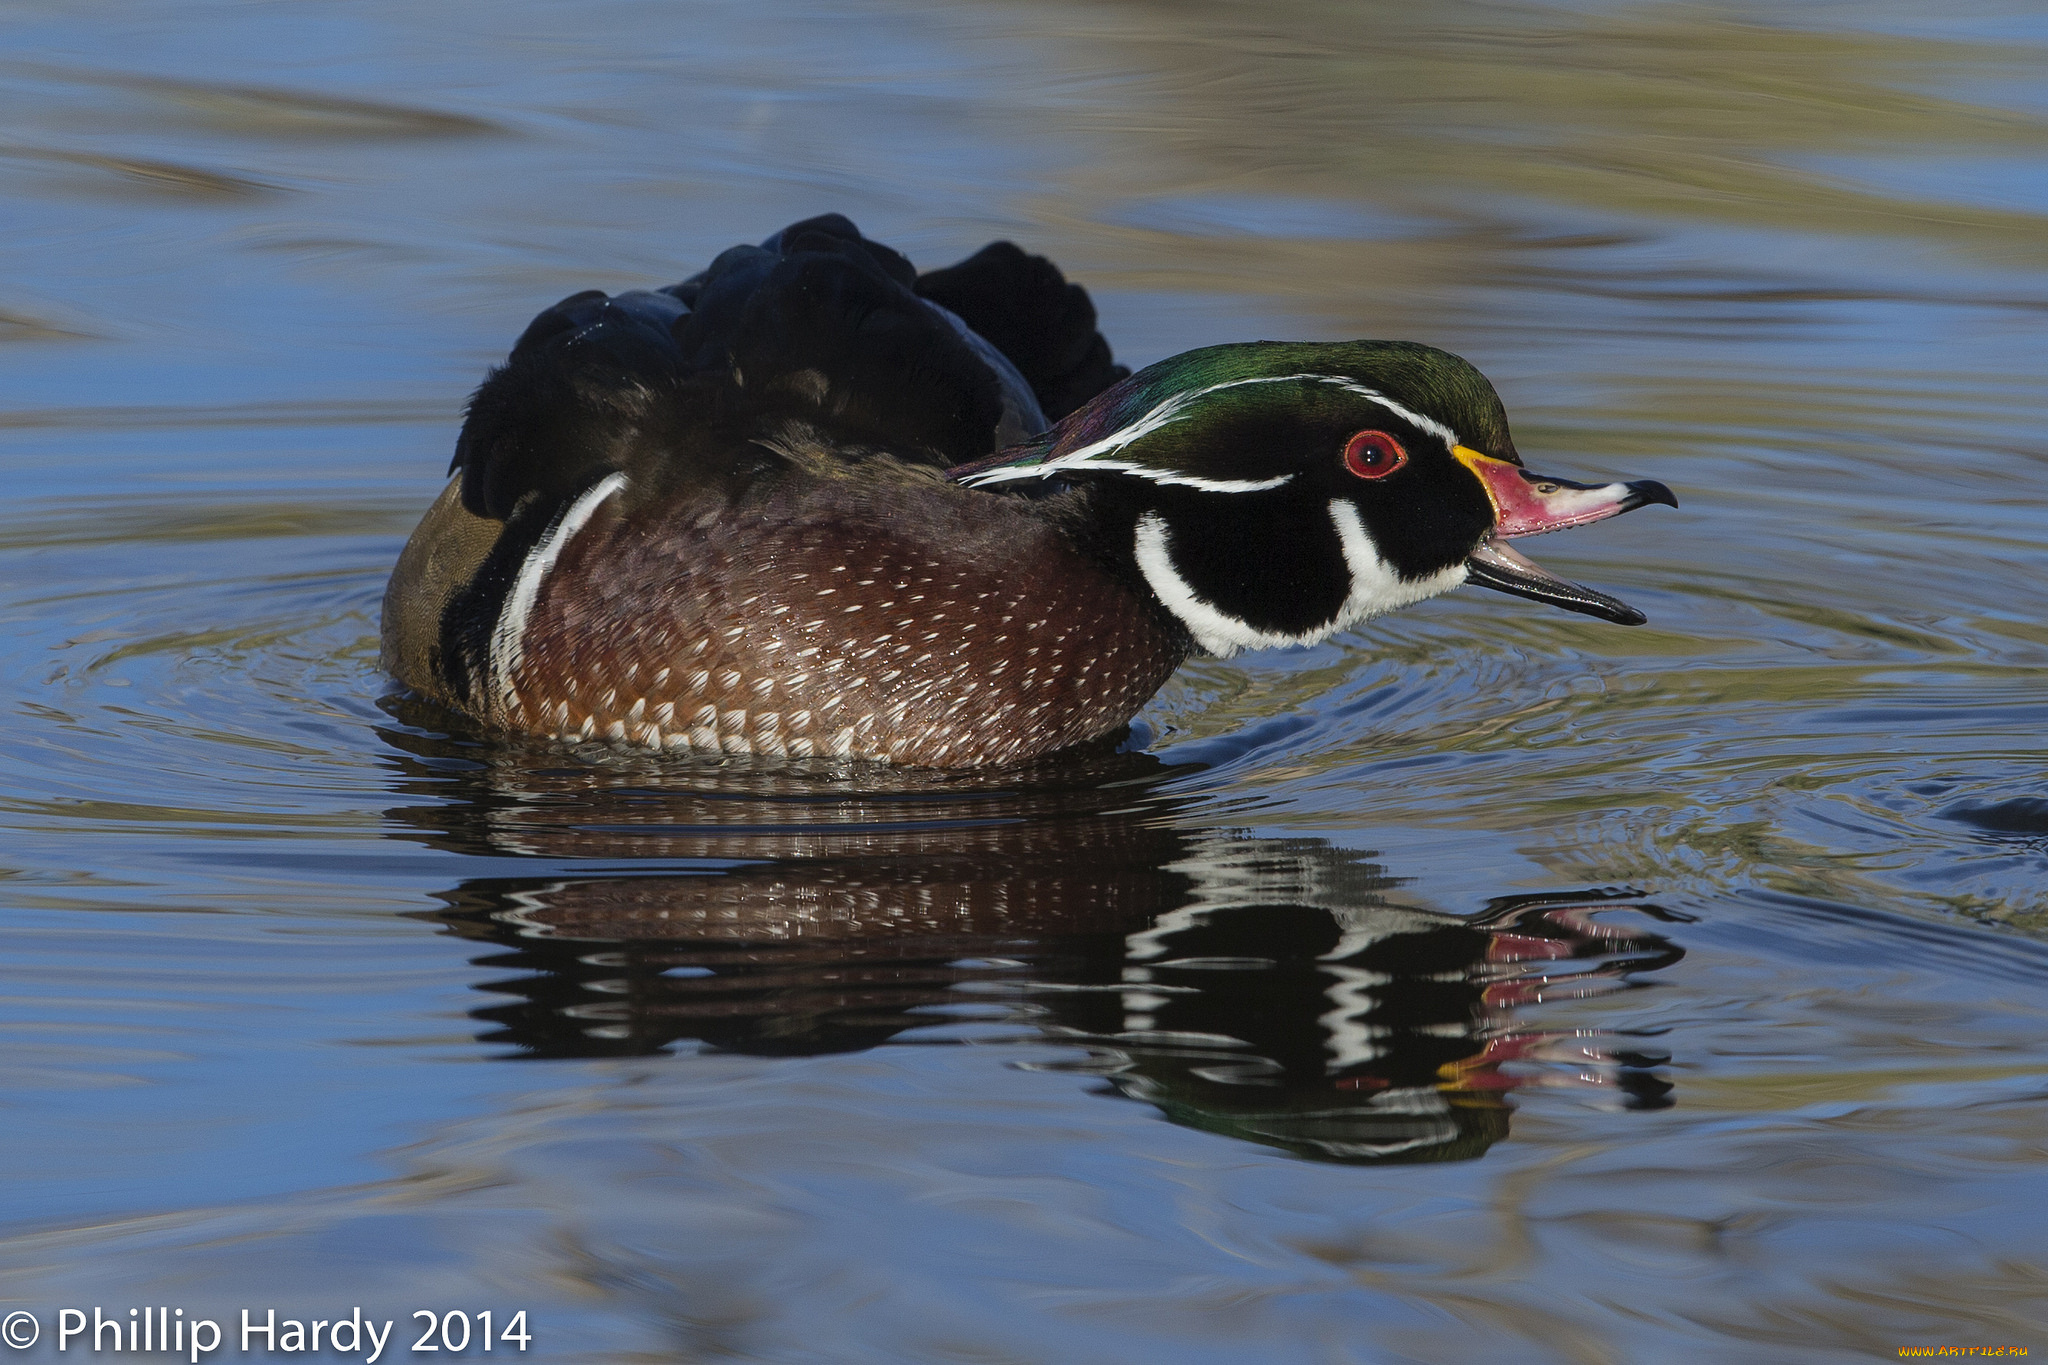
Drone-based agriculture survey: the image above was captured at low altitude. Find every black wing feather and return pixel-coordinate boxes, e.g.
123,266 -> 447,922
450,215 -> 1123,528
914,241 -> 1129,421
452,288 -> 692,521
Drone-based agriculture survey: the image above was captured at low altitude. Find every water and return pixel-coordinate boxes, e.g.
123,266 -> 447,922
4,0 -> 2047,1359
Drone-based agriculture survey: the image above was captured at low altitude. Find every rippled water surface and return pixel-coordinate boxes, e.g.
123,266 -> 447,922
5,1 -> 2048,1360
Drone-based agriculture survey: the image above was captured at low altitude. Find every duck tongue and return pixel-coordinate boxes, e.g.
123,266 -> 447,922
1456,456 -> 1677,625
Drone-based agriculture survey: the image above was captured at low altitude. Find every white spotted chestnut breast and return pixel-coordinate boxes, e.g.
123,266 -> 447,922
482,477 -> 1186,766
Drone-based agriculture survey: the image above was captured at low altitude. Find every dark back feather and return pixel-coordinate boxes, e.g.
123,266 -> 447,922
450,215 -> 1126,528
914,240 -> 1130,421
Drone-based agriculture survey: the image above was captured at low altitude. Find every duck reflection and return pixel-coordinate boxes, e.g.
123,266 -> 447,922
380,705 -> 1681,1164
1034,887 -> 1678,1163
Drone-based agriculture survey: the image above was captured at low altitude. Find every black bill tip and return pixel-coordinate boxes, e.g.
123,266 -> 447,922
1620,479 -> 1679,513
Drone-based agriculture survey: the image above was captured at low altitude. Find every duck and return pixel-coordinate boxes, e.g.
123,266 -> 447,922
382,214 -> 1675,767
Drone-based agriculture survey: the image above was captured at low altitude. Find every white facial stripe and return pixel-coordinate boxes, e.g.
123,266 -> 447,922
1295,377 -> 1461,450
958,372 -> 1459,491
1133,501 -> 1468,658
962,382 -> 1228,487
992,459 -> 1294,494
1134,512 -> 1309,656
489,471 -> 627,706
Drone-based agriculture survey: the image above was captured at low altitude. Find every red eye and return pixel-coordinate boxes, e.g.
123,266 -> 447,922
1343,430 -> 1408,480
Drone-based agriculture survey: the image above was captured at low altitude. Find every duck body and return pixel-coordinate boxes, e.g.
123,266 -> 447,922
387,214 -> 1185,764
384,215 -> 1674,766
392,447 -> 1185,765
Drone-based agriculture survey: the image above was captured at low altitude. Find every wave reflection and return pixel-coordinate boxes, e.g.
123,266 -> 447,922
382,707 -> 1682,1164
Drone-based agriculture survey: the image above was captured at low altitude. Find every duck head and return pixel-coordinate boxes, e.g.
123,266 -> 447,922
952,341 -> 1676,656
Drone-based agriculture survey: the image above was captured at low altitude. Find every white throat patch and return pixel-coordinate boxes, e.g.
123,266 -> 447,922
1133,501 -> 1468,657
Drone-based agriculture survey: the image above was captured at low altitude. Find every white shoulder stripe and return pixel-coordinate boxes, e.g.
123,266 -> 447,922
488,472 -> 627,709
958,372 -> 1457,491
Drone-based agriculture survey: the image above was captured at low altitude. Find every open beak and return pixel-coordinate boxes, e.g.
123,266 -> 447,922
1452,446 -> 1677,626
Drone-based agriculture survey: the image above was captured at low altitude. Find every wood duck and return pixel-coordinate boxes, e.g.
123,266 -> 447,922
383,214 -> 1675,767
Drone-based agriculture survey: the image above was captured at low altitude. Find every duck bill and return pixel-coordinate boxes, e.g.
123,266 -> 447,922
1466,537 -> 1647,625
1452,446 -> 1676,626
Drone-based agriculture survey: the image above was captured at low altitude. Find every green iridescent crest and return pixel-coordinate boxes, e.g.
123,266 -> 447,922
951,340 -> 1519,487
